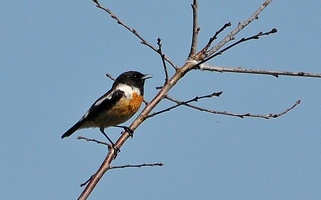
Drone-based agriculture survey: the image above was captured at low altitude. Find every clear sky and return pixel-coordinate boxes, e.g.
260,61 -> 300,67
1,1 -> 321,199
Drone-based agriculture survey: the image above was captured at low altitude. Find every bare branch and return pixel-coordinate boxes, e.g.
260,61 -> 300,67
197,65 -> 321,78
196,22 -> 231,60
157,38 -> 170,83
109,163 -> 164,170
189,0 -> 200,58
91,0 -> 177,69
167,97 -> 301,119
79,163 -> 163,188
147,92 -> 223,118
195,28 -> 277,67
210,28 -> 277,58
206,0 -> 273,57
269,100 -> 301,118
77,136 -> 111,147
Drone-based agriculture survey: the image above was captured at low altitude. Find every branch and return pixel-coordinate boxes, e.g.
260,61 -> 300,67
109,163 -> 164,170
147,92 -> 223,118
157,38 -> 170,84
195,22 -> 231,60
166,97 -> 301,119
77,136 -> 110,147
80,163 -> 163,187
206,0 -> 273,57
195,28 -> 277,67
188,0 -> 200,58
198,65 -> 321,78
91,0 -> 177,69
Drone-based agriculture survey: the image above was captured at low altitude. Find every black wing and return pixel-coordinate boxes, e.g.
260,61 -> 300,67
84,90 -> 124,120
61,90 -> 124,138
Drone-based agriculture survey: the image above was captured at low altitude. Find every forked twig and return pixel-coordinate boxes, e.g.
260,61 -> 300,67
80,163 -> 163,187
195,28 -> 277,68
196,22 -> 231,59
77,136 -> 110,147
166,97 -> 301,119
206,0 -> 273,57
147,92 -> 223,118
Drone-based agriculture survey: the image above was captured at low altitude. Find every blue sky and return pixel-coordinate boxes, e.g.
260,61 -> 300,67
1,1 -> 321,199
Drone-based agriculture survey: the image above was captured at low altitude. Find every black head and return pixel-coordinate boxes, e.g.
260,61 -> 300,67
113,71 -> 151,94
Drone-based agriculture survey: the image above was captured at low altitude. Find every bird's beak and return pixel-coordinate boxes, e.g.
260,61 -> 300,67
142,74 -> 153,80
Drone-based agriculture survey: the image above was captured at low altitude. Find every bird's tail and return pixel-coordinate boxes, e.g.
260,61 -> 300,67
61,120 -> 84,139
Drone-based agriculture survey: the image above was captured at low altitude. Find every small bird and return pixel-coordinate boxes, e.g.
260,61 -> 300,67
61,71 -> 151,146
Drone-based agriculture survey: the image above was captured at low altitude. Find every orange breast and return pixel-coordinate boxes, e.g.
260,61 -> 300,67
129,92 -> 144,113
95,92 -> 143,127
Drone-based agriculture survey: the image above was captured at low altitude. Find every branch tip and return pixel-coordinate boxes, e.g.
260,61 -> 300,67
109,163 -> 164,170
105,73 -> 115,81
198,65 -> 321,78
148,91 -> 223,118
206,0 -> 273,56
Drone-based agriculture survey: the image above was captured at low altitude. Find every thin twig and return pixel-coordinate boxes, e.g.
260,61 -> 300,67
196,22 -> 231,60
109,163 -> 164,170
77,136 -> 111,148
80,163 -> 163,187
80,175 -> 94,187
157,38 -> 169,83
166,97 -> 301,119
206,0 -> 273,57
195,28 -> 277,67
105,73 -> 115,81
147,92 -> 223,118
91,0 -> 177,69
197,65 -> 321,78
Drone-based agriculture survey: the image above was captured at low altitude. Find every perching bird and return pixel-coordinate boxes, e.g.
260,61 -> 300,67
61,71 -> 151,146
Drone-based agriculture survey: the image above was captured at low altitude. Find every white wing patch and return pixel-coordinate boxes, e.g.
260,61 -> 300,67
83,110 -> 90,119
82,92 -> 114,119
93,92 -> 113,107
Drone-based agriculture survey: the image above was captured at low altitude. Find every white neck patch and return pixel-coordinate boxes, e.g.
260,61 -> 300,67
116,83 -> 141,99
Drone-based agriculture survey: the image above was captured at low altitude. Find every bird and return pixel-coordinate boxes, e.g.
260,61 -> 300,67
61,71 -> 151,146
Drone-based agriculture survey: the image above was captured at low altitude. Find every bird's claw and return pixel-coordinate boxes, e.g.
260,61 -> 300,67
107,143 -> 120,159
123,127 -> 134,138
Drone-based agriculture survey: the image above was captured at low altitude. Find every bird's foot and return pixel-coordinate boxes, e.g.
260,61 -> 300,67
114,125 -> 134,138
108,143 -> 120,159
100,127 -> 120,159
